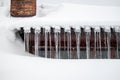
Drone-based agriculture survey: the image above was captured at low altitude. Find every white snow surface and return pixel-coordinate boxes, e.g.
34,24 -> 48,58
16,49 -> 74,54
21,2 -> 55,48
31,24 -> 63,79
0,2 -> 120,80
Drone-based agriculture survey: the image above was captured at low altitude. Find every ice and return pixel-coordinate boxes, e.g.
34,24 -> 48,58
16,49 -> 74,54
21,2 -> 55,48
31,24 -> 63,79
35,30 -> 39,56
45,30 -> 48,58
86,32 -> 90,59
76,31 -> 80,59
0,1 -> 120,80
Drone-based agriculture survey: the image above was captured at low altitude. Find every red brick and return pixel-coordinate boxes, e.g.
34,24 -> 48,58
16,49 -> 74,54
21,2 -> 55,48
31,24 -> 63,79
11,0 -> 36,17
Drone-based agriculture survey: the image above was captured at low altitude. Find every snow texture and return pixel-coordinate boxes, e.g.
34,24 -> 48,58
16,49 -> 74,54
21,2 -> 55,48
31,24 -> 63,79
0,0 -> 120,80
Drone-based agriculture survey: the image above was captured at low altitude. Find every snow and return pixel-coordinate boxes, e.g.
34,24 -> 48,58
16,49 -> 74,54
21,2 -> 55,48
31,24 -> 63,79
0,1 -> 120,80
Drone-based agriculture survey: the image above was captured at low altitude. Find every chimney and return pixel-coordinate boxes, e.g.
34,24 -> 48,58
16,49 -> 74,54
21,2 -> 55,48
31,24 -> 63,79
11,0 -> 36,17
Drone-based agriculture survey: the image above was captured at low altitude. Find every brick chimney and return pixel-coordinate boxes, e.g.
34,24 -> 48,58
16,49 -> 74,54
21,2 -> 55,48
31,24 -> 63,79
11,0 -> 36,17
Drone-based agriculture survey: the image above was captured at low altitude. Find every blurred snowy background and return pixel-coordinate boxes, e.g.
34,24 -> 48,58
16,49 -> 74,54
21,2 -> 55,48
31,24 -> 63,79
0,0 -> 120,80
1,0 -> 120,6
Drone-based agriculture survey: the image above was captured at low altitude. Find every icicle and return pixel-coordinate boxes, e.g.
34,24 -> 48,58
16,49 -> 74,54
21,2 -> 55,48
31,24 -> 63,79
69,30 -> 72,59
39,28 -> 41,57
118,32 -> 120,59
118,27 -> 120,59
85,27 -> 90,59
86,32 -> 90,59
45,30 -> 48,58
94,30 -> 96,58
64,29 -> 66,58
24,29 -> 30,52
95,27 -> 100,58
49,31 -> 52,58
116,27 -> 120,59
99,30 -> 102,59
55,30 -> 59,59
23,26 -> 120,59
103,27 -> 108,59
79,31 -> 81,59
116,32 -> 119,59
115,26 -> 120,59
67,31 -> 70,59
96,32 -> 98,58
96,32 -> 100,58
76,30 -> 80,59
58,31 -> 61,59
107,32 -> 111,59
35,29 -> 39,56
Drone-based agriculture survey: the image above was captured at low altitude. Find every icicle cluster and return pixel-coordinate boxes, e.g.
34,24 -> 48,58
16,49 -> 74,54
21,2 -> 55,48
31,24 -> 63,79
17,26 -> 120,59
